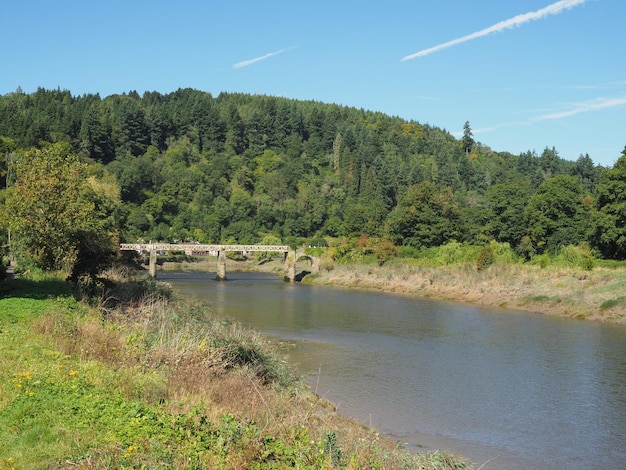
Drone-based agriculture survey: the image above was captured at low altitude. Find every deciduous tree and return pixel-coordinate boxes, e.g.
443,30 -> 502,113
525,175 -> 589,254
6,144 -> 120,280
591,149 -> 626,259
386,181 -> 461,248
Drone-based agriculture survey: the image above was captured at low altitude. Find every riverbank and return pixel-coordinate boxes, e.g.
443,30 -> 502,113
160,256 -> 626,324
0,268 -> 471,469
307,261 -> 626,324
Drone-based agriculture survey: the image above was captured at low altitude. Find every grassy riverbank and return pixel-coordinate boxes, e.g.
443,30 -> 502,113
303,260 -> 626,324
162,254 -> 626,324
0,267 -> 471,469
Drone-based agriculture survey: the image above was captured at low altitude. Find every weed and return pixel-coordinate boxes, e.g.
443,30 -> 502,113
1,269 -> 471,469
323,430 -> 343,467
600,297 -> 625,310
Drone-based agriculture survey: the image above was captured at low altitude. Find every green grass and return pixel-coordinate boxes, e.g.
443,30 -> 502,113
600,297 -> 626,311
0,271 -> 472,469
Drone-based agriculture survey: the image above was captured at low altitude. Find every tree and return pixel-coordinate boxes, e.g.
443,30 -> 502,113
591,150 -> 626,259
572,153 -> 599,193
79,102 -> 114,163
6,144 -> 120,280
525,175 -> 589,254
462,121 -> 474,157
484,182 -> 531,248
539,146 -> 562,180
386,181 -> 461,248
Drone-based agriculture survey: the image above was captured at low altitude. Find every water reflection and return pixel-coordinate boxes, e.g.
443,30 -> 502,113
162,271 -> 626,470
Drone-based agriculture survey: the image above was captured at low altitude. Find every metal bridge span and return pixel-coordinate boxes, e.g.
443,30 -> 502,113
120,243 -> 305,281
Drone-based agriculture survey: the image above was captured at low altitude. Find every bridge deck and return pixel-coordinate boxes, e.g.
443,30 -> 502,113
120,243 -> 290,253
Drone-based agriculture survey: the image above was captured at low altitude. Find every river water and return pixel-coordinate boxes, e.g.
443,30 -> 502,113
160,271 -> 626,470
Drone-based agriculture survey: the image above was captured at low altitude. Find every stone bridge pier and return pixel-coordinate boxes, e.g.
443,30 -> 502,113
216,250 -> 228,281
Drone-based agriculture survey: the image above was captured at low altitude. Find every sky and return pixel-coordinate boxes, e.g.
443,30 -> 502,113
2,0 -> 625,167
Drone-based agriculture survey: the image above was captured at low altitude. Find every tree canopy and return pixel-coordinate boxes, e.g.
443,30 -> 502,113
5,143 -> 120,279
592,152 -> 626,259
0,87 -> 624,264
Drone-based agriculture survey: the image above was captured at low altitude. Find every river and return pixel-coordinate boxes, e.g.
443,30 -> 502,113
160,270 -> 626,470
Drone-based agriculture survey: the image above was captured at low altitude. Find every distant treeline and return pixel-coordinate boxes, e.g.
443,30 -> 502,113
1,87 -> 625,260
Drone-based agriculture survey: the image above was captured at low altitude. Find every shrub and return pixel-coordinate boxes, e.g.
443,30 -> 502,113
396,245 -> 420,259
355,234 -> 373,253
557,245 -> 595,271
476,245 -> 495,271
600,297 -> 625,310
518,236 -> 536,261
436,241 -> 464,265
374,240 -> 398,266
489,241 -> 519,264
307,237 -> 328,248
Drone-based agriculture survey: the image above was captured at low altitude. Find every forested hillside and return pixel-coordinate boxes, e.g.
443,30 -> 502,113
1,87 -> 625,263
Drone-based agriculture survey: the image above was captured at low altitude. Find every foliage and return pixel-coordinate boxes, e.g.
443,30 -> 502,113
0,270 -> 471,470
373,239 -> 398,266
556,244 -> 595,270
387,182 -> 461,249
435,241 -> 472,265
525,175 -> 589,254
0,87 -> 622,259
483,182 -> 530,249
5,144 -> 121,280
591,152 -> 626,259
6,144 -> 85,271
476,245 -> 495,271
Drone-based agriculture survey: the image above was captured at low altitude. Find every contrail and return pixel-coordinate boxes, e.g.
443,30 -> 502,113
533,96 -> 626,121
401,0 -> 588,61
233,48 -> 289,69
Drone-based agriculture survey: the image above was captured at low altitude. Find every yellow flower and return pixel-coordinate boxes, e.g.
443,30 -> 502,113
124,445 -> 139,458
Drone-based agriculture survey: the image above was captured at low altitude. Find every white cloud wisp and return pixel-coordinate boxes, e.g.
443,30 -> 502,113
532,96 -> 626,121
401,0 -> 588,61
233,48 -> 289,69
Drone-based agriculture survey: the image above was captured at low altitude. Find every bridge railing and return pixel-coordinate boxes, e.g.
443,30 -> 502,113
120,243 -> 290,253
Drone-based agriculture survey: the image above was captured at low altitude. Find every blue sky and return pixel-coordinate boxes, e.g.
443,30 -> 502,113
2,0 -> 625,166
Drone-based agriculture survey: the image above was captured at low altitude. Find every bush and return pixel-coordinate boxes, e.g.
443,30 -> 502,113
476,245 -> 495,271
374,240 -> 398,266
396,245 -> 420,259
557,245 -> 595,271
306,237 -> 328,248
436,241 -> 464,265
518,236 -> 536,261
489,241 -> 519,264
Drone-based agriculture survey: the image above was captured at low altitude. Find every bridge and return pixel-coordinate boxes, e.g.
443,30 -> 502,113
119,243 -> 316,282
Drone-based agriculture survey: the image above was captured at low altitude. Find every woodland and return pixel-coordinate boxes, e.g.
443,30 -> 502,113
1,87 -> 626,279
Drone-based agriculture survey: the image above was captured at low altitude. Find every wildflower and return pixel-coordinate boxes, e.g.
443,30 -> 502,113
124,445 -> 139,458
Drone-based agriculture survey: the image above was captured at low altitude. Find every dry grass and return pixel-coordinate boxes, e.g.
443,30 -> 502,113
162,254 -> 626,324
27,265 -> 470,469
302,260 -> 626,324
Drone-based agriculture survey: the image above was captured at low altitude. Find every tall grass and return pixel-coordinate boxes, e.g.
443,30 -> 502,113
1,265 -> 472,469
